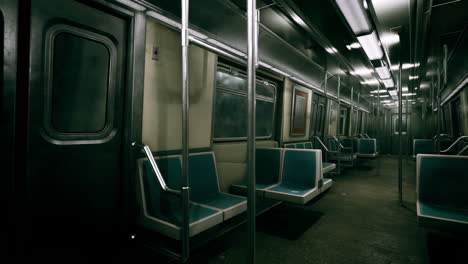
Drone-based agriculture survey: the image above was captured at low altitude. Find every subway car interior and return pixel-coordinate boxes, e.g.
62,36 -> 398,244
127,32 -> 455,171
3,0 -> 468,263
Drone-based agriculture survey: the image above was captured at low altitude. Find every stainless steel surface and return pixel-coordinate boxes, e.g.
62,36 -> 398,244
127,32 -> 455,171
181,0 -> 190,261
134,143 -> 181,195
247,0 -> 257,263
398,62 -> 403,205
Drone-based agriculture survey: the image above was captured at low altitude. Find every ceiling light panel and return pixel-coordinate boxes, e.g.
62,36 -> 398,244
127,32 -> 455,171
375,66 -> 391,79
336,0 -> 373,35
382,78 -> 394,88
357,31 -> 384,60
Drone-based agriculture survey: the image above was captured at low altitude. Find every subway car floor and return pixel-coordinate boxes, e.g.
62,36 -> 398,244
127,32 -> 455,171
136,156 -> 467,264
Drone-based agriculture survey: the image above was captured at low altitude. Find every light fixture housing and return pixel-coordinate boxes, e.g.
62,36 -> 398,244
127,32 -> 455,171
357,31 -> 384,60
335,0 -> 373,35
376,66 -> 391,79
382,78 -> 394,88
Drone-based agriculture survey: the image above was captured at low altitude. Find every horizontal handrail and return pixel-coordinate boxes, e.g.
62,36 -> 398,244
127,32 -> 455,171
441,136 -> 468,154
313,136 -> 329,152
132,142 -> 181,196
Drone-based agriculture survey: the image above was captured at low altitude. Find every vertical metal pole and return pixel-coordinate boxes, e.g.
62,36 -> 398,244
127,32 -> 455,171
357,91 -> 360,135
398,63 -> 403,206
323,72 -> 329,140
350,86 -> 354,136
336,76 -> 341,136
247,0 -> 257,263
181,0 -> 190,261
377,87 -> 381,151
436,65 -> 441,152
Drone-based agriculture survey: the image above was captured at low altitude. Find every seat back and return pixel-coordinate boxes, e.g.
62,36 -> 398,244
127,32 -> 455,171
284,143 -> 296,149
256,148 -> 283,185
282,149 -> 321,188
414,139 -> 436,156
296,143 -> 305,149
327,138 -> 339,152
358,139 -> 376,154
304,142 -> 313,149
189,152 -> 221,202
139,156 -> 183,219
417,154 -> 468,209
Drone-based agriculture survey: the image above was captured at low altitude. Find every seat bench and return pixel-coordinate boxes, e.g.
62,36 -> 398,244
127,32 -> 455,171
137,152 -> 247,240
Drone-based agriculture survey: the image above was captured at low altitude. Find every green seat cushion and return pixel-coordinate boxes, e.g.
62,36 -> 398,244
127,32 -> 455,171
358,139 -> 376,154
195,193 -> 246,210
414,140 -> 436,155
419,156 -> 468,208
267,183 -> 314,196
142,159 -> 219,225
323,162 -> 335,170
189,153 -> 220,203
282,150 -> 318,188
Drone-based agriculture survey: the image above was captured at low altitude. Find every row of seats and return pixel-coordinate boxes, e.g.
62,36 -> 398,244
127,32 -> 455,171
136,152 -> 247,240
416,154 -> 468,230
282,141 -> 336,173
340,137 -> 378,159
231,148 -> 334,204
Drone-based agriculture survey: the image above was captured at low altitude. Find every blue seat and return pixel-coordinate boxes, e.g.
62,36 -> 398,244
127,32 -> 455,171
284,143 -> 296,149
231,148 -> 282,197
356,139 -> 377,158
137,156 -> 223,239
189,152 -> 247,221
413,139 -> 436,158
322,162 -> 336,174
417,154 -> 468,230
327,137 -> 356,162
296,143 -> 305,149
264,149 -> 321,204
304,142 -> 313,149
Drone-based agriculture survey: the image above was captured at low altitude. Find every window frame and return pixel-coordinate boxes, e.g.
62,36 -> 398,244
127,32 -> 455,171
213,66 -> 277,142
43,23 -> 117,143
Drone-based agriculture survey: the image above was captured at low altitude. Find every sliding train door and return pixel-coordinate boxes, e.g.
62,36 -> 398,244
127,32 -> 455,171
391,113 -> 409,154
311,94 -> 327,138
25,0 -> 130,258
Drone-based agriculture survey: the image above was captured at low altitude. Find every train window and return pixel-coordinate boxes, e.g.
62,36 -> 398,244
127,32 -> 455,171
339,107 -> 347,135
442,105 -> 451,134
51,33 -> 110,133
393,116 -> 407,135
214,68 -> 276,140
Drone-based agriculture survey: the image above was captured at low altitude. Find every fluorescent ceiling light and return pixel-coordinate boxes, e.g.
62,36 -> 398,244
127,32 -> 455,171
381,100 -> 392,103
346,42 -> 361,50
402,87 -> 408,92
402,93 -> 416,96
379,95 -> 389,97
382,78 -> 394,88
115,0 -> 146,11
326,47 -> 339,54
409,75 -> 419,80
380,33 -> 400,46
335,0 -> 373,35
375,66 -> 391,79
370,89 -> 385,93
352,67 -> 373,76
360,79 -> 380,85
357,31 -> 384,60
388,90 -> 397,96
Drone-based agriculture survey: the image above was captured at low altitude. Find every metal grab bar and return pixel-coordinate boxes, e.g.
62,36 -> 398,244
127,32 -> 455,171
132,142 -> 181,196
440,136 -> 468,154
314,136 -> 329,152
